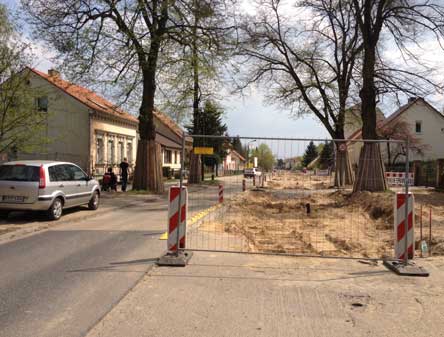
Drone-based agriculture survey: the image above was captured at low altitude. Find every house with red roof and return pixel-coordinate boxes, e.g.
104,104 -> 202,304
223,149 -> 246,173
7,68 -> 186,176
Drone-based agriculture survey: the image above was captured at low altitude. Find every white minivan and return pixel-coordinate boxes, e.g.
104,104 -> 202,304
0,161 -> 100,220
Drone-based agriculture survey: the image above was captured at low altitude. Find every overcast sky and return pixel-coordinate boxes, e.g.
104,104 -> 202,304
3,0 -> 444,144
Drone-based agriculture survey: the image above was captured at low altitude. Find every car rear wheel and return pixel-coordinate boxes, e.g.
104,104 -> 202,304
48,198 -> 63,221
88,191 -> 100,210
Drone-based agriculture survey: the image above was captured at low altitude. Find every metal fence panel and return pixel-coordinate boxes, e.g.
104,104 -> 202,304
180,136 -> 408,260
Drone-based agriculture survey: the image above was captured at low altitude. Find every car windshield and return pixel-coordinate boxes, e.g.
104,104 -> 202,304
0,165 -> 40,182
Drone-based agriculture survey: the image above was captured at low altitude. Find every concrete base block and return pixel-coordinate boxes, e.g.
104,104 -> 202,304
157,251 -> 193,267
383,260 -> 429,277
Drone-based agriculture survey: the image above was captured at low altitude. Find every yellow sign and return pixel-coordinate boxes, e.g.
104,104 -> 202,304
194,147 -> 214,155
247,162 -> 254,168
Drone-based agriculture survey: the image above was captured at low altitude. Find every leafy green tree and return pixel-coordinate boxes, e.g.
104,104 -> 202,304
302,141 -> 318,168
252,143 -> 275,171
187,100 -> 227,179
0,4 -> 47,156
318,141 -> 334,170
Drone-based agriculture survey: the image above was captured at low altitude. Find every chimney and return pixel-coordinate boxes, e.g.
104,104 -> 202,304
48,69 -> 61,78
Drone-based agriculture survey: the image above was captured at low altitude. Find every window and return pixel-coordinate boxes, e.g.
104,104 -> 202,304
66,165 -> 87,181
49,165 -> 86,181
415,121 -> 422,133
118,141 -> 124,163
107,139 -> 114,164
127,142 -> 133,163
175,151 -> 180,164
164,150 -> 172,164
0,165 -> 39,182
36,96 -> 48,112
96,138 -> 104,164
48,165 -> 70,181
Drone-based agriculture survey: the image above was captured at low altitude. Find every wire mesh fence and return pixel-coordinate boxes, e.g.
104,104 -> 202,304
181,135 -> 408,259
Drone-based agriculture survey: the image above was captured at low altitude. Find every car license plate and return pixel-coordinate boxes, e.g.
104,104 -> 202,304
2,195 -> 25,202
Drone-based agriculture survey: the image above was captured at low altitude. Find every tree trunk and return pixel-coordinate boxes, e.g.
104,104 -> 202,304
132,37 -> 163,192
188,152 -> 201,184
133,139 -> 164,192
354,34 -> 386,192
201,160 -> 205,181
353,142 -> 387,192
334,145 -> 354,187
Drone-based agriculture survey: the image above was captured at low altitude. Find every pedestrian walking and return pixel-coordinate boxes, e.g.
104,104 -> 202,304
119,157 -> 130,192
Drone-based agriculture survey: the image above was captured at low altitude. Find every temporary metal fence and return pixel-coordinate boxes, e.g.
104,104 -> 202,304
175,135 -> 410,261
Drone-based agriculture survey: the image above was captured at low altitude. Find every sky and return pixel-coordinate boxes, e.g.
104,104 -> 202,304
2,0 -> 444,146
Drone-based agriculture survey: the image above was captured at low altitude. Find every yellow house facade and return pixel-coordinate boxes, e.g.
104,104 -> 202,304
11,68 -> 185,177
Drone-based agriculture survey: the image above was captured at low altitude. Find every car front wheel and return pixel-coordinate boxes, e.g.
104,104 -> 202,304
88,191 -> 100,210
48,198 -> 63,220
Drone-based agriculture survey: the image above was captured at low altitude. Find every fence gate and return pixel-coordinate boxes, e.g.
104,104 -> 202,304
180,135 -> 408,260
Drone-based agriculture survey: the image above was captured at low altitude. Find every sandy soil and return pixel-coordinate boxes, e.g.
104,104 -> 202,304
196,171 -> 444,258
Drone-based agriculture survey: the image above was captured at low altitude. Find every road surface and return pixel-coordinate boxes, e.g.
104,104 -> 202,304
0,197 -> 167,337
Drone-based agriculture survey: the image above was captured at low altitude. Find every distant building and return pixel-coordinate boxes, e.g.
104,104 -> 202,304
223,149 -> 246,173
5,68 -> 187,176
347,97 -> 444,166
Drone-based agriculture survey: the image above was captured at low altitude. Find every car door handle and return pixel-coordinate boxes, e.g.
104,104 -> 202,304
77,184 -> 81,187
59,184 -> 64,188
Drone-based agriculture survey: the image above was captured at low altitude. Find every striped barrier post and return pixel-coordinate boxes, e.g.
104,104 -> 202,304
167,186 -> 187,253
242,179 -> 246,192
394,192 -> 414,260
218,184 -> 224,203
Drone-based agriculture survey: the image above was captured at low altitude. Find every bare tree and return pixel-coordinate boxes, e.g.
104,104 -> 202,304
351,0 -> 444,192
237,0 -> 363,186
21,0 -> 199,192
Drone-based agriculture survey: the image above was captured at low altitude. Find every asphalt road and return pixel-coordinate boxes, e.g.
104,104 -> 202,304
0,176 -> 246,337
0,198 -> 168,337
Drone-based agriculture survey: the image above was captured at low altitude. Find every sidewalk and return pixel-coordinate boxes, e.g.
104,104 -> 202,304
86,252 -> 444,337
0,191 -> 166,244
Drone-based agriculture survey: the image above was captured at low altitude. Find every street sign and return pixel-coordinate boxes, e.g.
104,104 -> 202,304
194,147 -> 214,155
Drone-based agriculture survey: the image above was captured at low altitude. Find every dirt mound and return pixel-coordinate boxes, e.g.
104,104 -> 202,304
346,191 -> 394,227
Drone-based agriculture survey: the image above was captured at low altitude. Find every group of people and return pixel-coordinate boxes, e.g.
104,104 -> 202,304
102,158 -> 130,192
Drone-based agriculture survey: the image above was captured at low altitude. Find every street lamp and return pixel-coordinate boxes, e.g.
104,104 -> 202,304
247,140 -> 256,168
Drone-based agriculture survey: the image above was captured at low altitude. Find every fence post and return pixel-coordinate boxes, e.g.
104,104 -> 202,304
218,184 -> 224,203
253,176 -> 256,186
157,133 -> 192,266
394,192 -> 415,260
242,179 -> 246,192
403,138 -> 410,265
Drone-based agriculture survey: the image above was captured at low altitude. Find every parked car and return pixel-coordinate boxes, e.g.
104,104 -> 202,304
0,161 -> 100,220
244,167 -> 262,178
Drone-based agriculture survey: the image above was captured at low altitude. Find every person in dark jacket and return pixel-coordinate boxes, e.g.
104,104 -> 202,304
119,158 -> 130,192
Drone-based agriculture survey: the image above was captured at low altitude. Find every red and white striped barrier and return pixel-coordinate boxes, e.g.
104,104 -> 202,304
386,172 -> 414,186
168,186 -> 188,252
394,192 -> 414,260
218,184 -> 224,203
